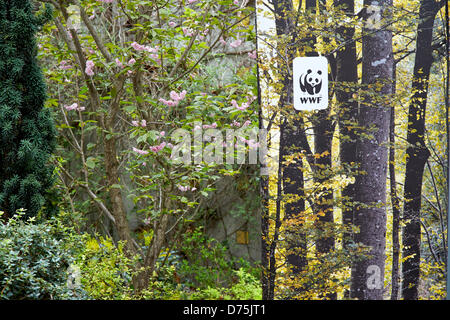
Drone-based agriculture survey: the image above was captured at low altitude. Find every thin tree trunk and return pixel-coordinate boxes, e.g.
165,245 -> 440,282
314,109 -> 335,255
281,118 -> 307,276
256,11 -> 271,298
389,63 -> 400,300
350,0 -> 393,300
268,122 -> 286,300
401,0 -> 439,300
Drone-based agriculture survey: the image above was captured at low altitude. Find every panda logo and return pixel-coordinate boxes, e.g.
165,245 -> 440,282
299,69 -> 323,95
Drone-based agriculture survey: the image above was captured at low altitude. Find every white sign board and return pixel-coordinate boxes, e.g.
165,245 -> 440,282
293,56 -> 328,111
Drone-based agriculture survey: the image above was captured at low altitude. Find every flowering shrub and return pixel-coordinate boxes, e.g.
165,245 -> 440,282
38,0 -> 258,291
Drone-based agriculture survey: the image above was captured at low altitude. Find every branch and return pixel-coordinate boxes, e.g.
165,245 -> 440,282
75,0 -> 113,63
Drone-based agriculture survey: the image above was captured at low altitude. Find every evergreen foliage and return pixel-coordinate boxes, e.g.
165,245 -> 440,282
0,1 -> 56,219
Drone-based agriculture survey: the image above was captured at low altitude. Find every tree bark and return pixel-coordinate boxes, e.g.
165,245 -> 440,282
103,135 -> 135,256
350,0 -> 393,300
281,118 -> 307,276
401,0 -> 439,300
313,109 -> 335,254
389,63 -> 400,300
273,0 -> 309,279
334,0 -> 358,249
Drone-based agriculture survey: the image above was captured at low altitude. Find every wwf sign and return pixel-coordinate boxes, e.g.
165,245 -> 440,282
293,56 -> 328,111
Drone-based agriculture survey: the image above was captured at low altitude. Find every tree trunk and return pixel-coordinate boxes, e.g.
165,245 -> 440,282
103,135 -> 135,255
334,0 -> 358,250
256,10 -> 271,298
350,0 -> 393,300
401,0 -> 438,300
389,64 -> 400,300
281,118 -> 307,276
273,0 -> 309,284
313,109 -> 335,254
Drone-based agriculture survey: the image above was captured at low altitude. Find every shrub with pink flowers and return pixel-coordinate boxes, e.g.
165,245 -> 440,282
37,0 -> 259,297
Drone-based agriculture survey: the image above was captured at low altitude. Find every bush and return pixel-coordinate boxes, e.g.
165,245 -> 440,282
187,268 -> 262,300
73,236 -> 135,300
0,210 -> 84,299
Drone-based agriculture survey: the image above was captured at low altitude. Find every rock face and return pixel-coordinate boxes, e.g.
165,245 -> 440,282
204,174 -> 261,263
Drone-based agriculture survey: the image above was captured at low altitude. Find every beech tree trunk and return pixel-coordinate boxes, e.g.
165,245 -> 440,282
334,0 -> 358,249
350,0 -> 393,300
313,109 -> 335,254
281,118 -> 307,276
401,0 -> 440,300
389,64 -> 401,300
273,0 -> 308,282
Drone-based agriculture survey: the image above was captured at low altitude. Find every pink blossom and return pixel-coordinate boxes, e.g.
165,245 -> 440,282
238,102 -> 250,110
229,39 -> 242,48
150,142 -> 166,153
202,122 -> 217,129
64,103 -> 85,111
234,0 -> 239,4
146,46 -> 158,54
128,58 -> 136,66
131,119 -> 146,127
178,185 -> 190,192
59,60 -> 72,70
187,0 -> 198,3
231,99 -> 249,111
242,120 -> 251,127
167,90 -> 187,105
115,58 -> 123,68
64,103 -> 78,111
150,53 -> 160,64
248,50 -> 257,59
132,147 -> 149,155
159,98 -> 177,107
231,120 -> 241,127
169,21 -> 177,28
247,139 -> 259,149
219,37 -> 227,46
238,137 -> 259,149
98,0 -> 113,2
160,131 -> 165,137
85,60 -> 95,76
131,42 -> 145,51
182,27 -> 194,37
170,91 -> 181,101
